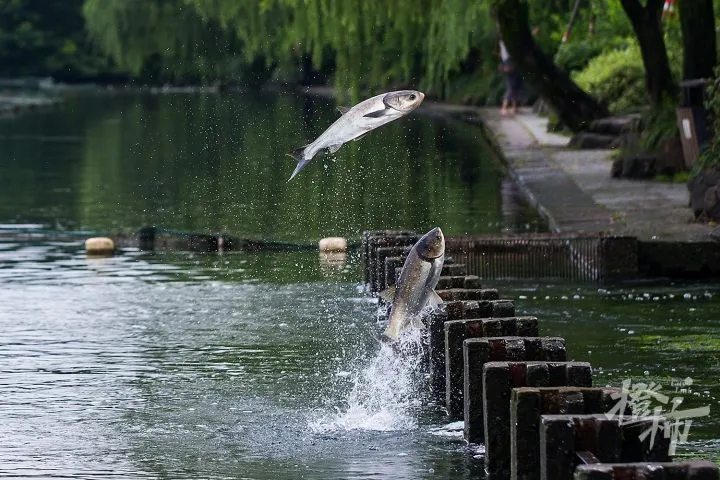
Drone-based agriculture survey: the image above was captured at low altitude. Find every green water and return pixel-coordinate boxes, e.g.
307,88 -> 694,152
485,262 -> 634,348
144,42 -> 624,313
0,92 -> 717,479
0,91 -> 541,240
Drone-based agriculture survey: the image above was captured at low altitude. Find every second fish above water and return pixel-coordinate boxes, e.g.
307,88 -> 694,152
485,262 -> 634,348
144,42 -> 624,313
381,227 -> 445,341
287,90 -> 425,181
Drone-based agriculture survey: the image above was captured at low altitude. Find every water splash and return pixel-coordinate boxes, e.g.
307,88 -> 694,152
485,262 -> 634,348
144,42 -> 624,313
309,329 -> 427,433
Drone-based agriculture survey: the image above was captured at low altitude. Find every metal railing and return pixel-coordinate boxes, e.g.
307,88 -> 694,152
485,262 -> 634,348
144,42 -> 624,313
445,233 -> 637,283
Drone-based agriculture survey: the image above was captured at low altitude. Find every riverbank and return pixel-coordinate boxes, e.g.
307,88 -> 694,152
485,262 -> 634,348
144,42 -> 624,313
478,107 -> 718,242
420,102 -> 715,242
398,98 -> 720,279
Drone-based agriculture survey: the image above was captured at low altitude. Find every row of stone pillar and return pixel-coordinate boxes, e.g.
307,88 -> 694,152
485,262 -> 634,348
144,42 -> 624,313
363,230 -> 718,480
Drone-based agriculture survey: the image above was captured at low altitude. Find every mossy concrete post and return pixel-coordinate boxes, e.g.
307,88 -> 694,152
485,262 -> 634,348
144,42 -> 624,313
448,334 -> 562,421
441,263 -> 467,277
437,288 -> 499,302
428,300 -> 516,398
428,308 -> 450,394
137,226 -> 156,251
383,254 -> 409,291
510,387 -> 625,480
574,461 -> 719,479
364,232 -> 417,293
483,361 -> 592,480
448,332 -> 556,420
444,299 -> 515,321
539,414 -> 671,480
463,333 -> 559,444
375,245 -> 410,292
436,275 -> 482,290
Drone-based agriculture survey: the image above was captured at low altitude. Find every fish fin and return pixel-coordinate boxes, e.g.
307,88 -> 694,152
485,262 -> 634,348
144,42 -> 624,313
352,131 -> 371,142
378,285 -> 396,303
427,289 -> 443,309
337,106 -> 350,115
363,108 -> 389,118
326,143 -> 343,154
286,144 -> 311,181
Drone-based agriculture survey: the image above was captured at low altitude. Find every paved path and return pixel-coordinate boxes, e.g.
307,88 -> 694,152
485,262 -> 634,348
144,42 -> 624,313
476,107 -> 715,242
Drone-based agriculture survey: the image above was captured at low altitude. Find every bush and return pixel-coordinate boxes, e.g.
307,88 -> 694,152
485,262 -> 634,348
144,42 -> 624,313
572,42 -> 648,113
572,34 -> 682,114
554,37 -> 629,73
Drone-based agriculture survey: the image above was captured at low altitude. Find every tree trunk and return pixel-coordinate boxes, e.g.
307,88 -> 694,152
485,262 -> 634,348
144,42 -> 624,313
620,0 -> 677,107
493,0 -> 609,132
677,0 -> 716,106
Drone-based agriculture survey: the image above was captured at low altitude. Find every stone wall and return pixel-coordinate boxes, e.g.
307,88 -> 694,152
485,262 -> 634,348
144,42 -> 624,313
689,168 -> 720,221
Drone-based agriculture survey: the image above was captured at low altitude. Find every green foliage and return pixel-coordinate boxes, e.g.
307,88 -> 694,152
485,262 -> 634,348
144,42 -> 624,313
694,64 -> 720,174
638,100 -> 678,151
554,37 -> 629,73
654,171 -> 690,183
83,0 -> 251,84
0,0 -> 114,79
573,42 -> 648,113
573,31 -> 682,114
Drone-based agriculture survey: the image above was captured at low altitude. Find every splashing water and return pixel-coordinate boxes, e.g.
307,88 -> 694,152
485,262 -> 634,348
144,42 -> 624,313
309,329 -> 428,433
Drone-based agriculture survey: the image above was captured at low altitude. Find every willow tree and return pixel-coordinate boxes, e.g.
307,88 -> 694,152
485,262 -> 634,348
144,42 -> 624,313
182,0 -> 441,101
492,0 -> 609,131
83,0 -> 247,83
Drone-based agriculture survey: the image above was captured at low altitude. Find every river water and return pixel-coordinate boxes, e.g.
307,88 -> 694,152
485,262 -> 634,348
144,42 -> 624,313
0,92 -> 717,479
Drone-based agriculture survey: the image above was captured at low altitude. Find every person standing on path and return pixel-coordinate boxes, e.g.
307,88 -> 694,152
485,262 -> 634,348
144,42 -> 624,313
499,38 -> 522,116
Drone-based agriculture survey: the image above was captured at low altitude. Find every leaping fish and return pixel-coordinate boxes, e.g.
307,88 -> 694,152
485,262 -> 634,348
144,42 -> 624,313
287,90 -> 425,181
380,227 -> 445,341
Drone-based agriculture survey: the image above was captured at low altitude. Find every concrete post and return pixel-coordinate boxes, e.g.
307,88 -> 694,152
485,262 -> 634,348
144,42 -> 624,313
427,301 -> 517,398
510,387 -> 624,480
575,461 -> 719,479
539,414 -> 671,480
463,335 -> 559,443
437,288 -> 499,302
483,361 -> 593,479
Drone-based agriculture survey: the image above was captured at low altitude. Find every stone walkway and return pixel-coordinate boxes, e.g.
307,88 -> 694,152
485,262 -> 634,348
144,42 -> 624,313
476,107 -> 715,242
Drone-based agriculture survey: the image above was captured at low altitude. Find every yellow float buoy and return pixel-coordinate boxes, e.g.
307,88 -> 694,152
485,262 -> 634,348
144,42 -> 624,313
85,237 -> 115,256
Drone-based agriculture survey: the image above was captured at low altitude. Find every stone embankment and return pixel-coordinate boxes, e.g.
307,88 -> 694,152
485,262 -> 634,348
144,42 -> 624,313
364,229 -> 719,480
419,101 -> 720,279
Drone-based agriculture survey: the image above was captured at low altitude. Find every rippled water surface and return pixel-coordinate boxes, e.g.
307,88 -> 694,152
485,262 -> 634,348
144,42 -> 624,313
1,93 -> 718,478
0,244 -> 483,479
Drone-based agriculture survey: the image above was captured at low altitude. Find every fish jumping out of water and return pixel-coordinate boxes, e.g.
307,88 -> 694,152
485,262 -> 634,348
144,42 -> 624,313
287,90 -> 425,181
380,227 -> 445,341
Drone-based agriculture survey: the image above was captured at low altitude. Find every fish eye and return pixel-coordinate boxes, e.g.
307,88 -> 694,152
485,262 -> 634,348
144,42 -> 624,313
409,94 -> 416,100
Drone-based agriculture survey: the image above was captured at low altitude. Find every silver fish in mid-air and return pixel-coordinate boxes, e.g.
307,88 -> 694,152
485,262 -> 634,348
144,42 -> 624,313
287,90 -> 425,181
380,227 -> 445,341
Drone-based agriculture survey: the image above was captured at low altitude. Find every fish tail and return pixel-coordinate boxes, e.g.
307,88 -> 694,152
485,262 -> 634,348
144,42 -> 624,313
286,145 -> 311,182
383,309 -> 403,341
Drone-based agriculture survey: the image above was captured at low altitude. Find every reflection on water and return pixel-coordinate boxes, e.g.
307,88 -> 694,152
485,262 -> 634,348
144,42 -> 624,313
0,91 -> 545,241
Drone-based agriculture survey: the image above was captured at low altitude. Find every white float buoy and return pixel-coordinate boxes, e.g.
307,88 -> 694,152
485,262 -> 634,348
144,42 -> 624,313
85,237 -> 115,256
318,237 -> 348,252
